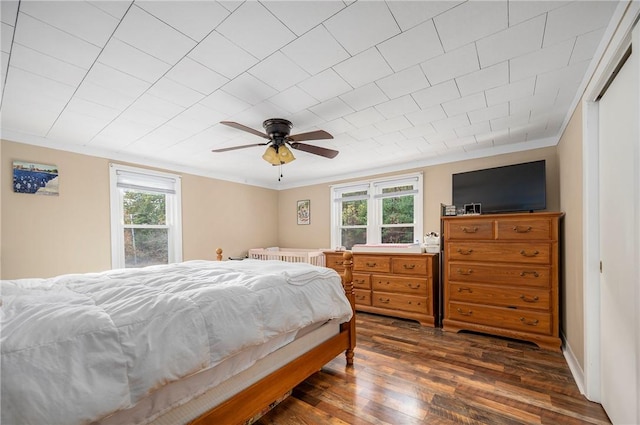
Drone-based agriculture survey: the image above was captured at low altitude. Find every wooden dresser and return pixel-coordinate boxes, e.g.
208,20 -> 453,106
441,212 -> 563,351
325,251 -> 439,327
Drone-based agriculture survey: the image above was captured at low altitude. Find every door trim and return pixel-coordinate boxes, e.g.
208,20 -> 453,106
581,1 -> 640,402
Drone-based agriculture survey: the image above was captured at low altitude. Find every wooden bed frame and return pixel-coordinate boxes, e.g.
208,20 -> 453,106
187,249 -> 356,425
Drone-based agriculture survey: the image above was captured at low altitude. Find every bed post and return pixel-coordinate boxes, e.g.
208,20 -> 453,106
342,251 -> 355,366
216,248 -> 223,261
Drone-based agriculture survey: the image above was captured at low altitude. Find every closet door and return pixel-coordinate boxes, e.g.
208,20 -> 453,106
598,26 -> 639,424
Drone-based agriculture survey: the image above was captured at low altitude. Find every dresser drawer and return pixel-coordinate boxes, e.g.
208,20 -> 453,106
354,289 -> 371,306
373,293 -> 429,314
449,283 -> 550,311
447,262 -> 550,287
391,257 -> 431,276
445,220 -> 494,240
448,302 -> 551,335
372,275 -> 429,295
352,273 -> 371,289
447,242 -> 551,264
324,253 -> 346,271
354,255 -> 391,273
496,219 -> 552,240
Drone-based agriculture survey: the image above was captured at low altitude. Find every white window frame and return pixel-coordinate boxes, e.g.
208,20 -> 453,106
330,173 -> 423,249
109,163 -> 183,269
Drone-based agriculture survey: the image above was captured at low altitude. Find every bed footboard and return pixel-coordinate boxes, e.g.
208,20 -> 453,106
191,250 -> 356,424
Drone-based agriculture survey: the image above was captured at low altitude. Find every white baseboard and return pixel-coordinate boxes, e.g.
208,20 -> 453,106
561,331 -> 586,395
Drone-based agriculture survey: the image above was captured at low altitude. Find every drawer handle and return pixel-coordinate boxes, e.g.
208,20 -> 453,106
378,298 -> 390,304
334,261 -> 344,266
520,295 -> 540,303
456,248 -> 474,255
356,295 -> 366,300
520,249 -> 539,257
520,271 -> 539,278
403,264 -> 416,269
355,279 -> 366,284
461,226 -> 478,233
513,225 -> 532,233
407,283 -> 421,289
520,317 -> 539,326
456,268 -> 473,276
456,308 -> 473,316
366,262 -> 377,267
457,287 -> 473,293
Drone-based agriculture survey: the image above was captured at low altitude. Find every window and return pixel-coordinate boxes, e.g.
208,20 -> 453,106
109,164 -> 182,269
331,173 -> 423,249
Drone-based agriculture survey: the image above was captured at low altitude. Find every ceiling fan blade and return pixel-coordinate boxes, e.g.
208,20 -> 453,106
211,142 -> 268,153
220,121 -> 270,140
290,142 -> 339,159
287,130 -> 333,142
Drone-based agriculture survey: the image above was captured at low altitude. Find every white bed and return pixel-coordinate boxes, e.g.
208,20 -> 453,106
1,256 -> 356,425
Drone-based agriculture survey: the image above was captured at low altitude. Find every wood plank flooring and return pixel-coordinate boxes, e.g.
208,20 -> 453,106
256,313 -> 610,425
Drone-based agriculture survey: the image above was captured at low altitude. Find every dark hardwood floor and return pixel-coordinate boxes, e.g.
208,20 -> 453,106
256,312 -> 610,425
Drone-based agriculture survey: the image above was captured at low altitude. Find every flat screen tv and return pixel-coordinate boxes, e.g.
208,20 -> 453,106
452,160 -> 546,214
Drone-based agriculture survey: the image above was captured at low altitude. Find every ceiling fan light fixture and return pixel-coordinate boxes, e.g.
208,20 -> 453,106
278,145 -> 295,164
262,146 -> 280,165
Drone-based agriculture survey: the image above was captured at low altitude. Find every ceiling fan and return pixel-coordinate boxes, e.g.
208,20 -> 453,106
212,119 -> 339,167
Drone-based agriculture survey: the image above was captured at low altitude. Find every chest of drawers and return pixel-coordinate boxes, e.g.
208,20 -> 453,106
441,212 -> 563,350
325,251 -> 438,327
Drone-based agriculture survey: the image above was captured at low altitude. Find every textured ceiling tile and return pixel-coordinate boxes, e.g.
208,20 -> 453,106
166,57 -> 229,95
485,77 -> 536,106
267,86 -> 319,114
374,95 -> 420,119
216,1 -> 295,60
339,83 -> 389,111
221,73 -> 278,105
248,51 -> 310,92
476,15 -> 545,68
405,105 -> 447,126
281,25 -> 350,75
135,1 -> 229,42
570,29 -> 605,64
376,65 -> 429,99
467,102 -> 509,124
387,1 -> 463,31
297,69 -> 352,102
344,107 -> 385,128
508,1 -> 569,26
442,92 -> 487,117
98,38 -> 171,83
543,1 -> 619,47
261,1 -> 346,36
147,77 -> 205,108
377,20 -> 443,72
20,1 -> 119,46
9,44 -> 87,87
434,1 -> 507,52
333,48 -> 393,88
510,39 -> 574,82
411,80 -> 459,110
199,90 -> 251,116
456,61 -> 508,96
1,1 -> 19,26
421,43 -> 479,86
309,97 -> 354,122
114,5 -> 196,64
14,13 -> 101,69
188,31 -> 258,80
324,1 -> 400,55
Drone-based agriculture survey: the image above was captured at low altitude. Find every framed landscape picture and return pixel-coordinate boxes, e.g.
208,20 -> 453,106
297,200 -> 310,225
12,161 -> 59,196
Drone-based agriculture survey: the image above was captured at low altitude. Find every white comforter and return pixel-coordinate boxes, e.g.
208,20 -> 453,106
0,260 -> 353,425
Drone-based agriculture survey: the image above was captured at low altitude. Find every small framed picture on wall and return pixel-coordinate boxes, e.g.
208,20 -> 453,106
297,200 -> 310,225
